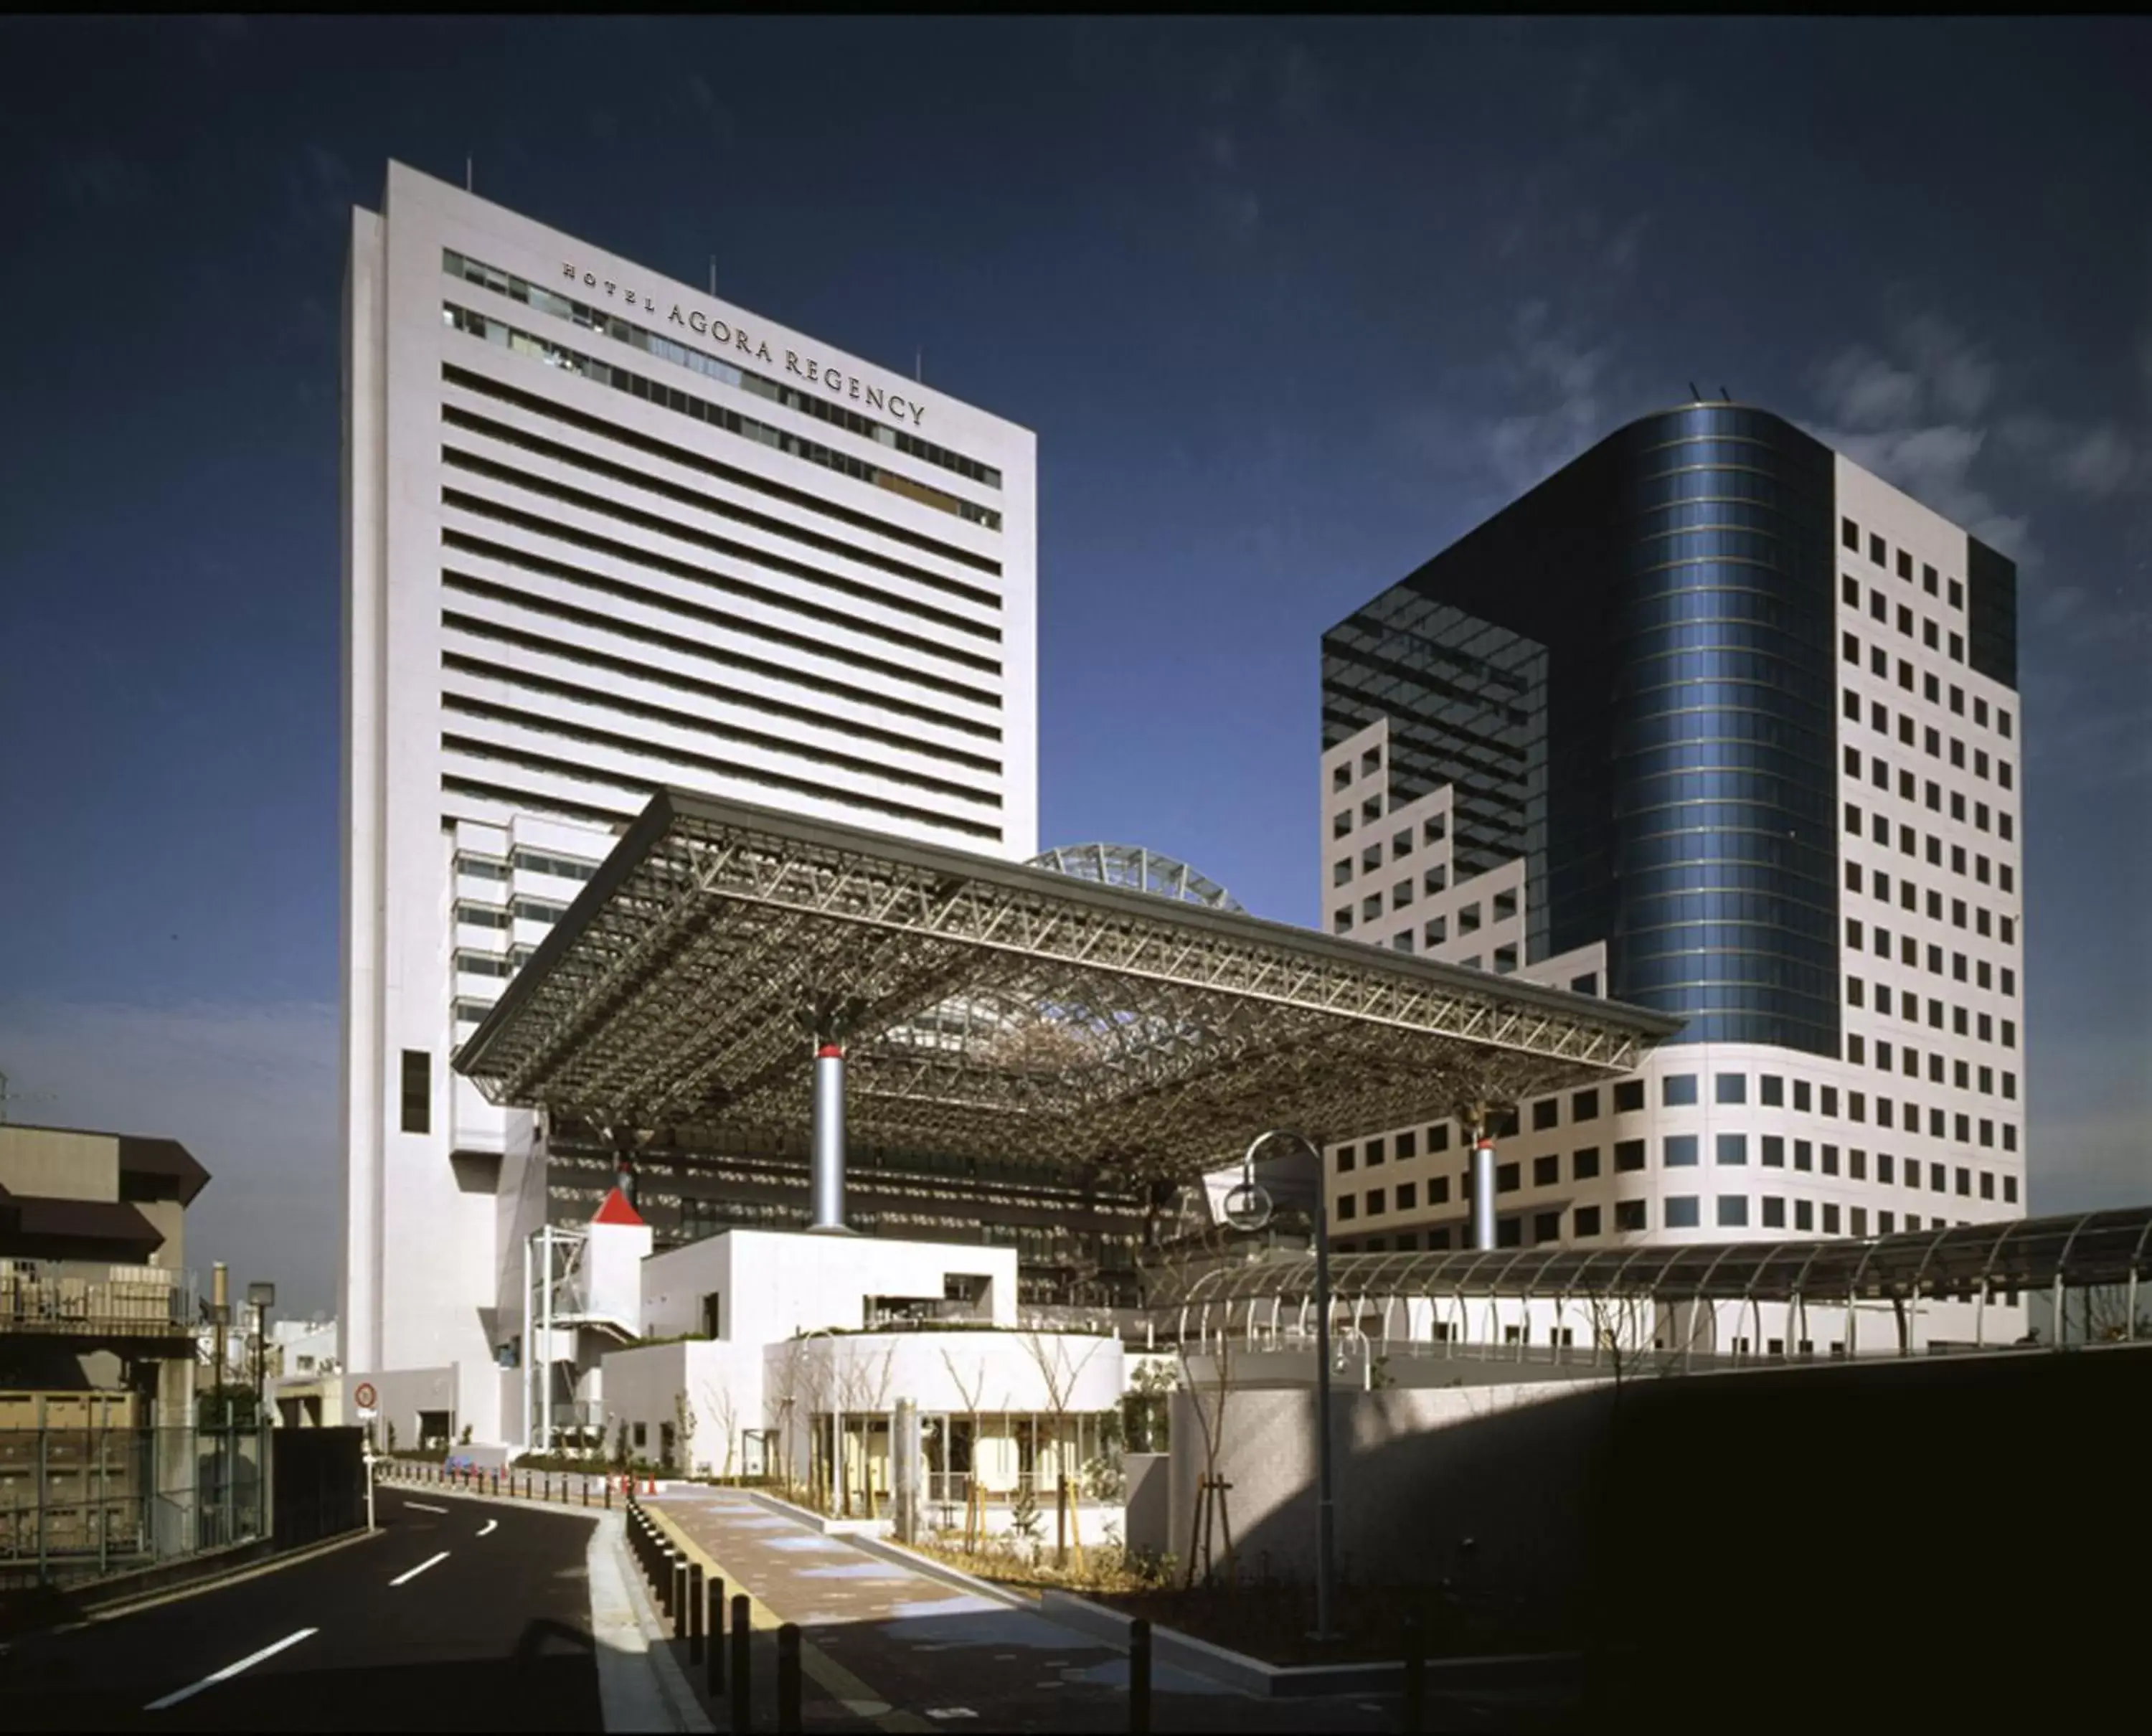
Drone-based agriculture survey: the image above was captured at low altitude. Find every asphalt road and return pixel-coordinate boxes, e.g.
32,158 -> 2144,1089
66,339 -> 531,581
1,1486 -> 604,1732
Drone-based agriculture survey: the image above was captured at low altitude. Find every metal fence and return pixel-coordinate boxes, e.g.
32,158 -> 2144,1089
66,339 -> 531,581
0,1423 -> 269,1593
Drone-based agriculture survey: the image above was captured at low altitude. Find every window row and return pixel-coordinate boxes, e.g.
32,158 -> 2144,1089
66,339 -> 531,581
1336,1195 -> 1998,1250
1847,795 -> 2012,849
1841,518 -> 1969,618
445,249 -> 1004,490
1842,1030 -> 2016,1093
1841,806 -> 2016,896
1840,691 -> 2013,791
1840,631 -> 2011,737
441,303 -> 1003,532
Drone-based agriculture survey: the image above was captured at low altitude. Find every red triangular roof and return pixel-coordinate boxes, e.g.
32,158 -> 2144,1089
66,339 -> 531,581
591,1187 -> 646,1227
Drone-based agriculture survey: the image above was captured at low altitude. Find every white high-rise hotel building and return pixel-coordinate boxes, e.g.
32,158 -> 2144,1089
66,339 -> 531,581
341,162 -> 1035,1438
1318,406 -> 2026,1341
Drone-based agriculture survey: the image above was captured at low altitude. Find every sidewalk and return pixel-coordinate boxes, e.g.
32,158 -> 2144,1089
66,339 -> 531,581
643,1487 -> 1527,1735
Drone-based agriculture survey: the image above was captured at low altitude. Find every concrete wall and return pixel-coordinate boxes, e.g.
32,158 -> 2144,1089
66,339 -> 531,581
0,1126 -> 119,1202
1124,1452 -> 1170,1557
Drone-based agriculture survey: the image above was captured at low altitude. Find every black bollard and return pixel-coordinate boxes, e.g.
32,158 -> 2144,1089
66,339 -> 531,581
730,1593 -> 751,1733
777,1623 -> 802,1733
582,1476 -> 590,1509
1402,1607 -> 1425,1735
689,1561 -> 705,1663
1129,1616 -> 1152,1736
605,1478 -> 612,1511
707,1575 -> 726,1696
674,1557 -> 689,1637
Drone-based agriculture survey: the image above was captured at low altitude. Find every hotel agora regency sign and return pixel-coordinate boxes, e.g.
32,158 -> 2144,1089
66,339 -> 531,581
560,260 -> 933,428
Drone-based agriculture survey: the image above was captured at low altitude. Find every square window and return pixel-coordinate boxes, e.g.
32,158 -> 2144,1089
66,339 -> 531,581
1717,1195 -> 1750,1228
1533,1209 -> 1562,1244
1715,1072 -> 1747,1105
1664,1134 -> 1699,1167
1365,1187 -> 1386,1215
1925,671 -> 1940,702
1332,764 -> 1351,793
1615,1199 -> 1646,1232
1665,1196 -> 1702,1229
1615,1080 -> 1645,1113
1430,1123 -> 1451,1153
1533,1154 -> 1559,1187
1571,1088 -> 1600,1122
1392,829 -> 1412,859
1663,1074 -> 1698,1106
1338,1196 -> 1357,1221
1573,1146 -> 1602,1180
1574,1204 -> 1602,1238
1762,1196 -> 1787,1229
1396,1129 -> 1418,1159
1458,903 -> 1481,933
1760,1075 -> 1783,1107
1761,1135 -> 1785,1168
1336,1144 -> 1356,1173
1365,1136 -> 1386,1165
1430,1176 -> 1450,1203
1495,1161 -> 1519,1193
1333,859 -> 1353,887
1615,1138 -> 1646,1171
1717,1133 -> 1748,1166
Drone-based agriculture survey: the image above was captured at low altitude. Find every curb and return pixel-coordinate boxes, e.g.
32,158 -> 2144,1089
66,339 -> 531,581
837,1532 -> 1034,1609
57,1527 -> 381,1631
740,1489 -> 891,1538
1037,1589 -> 1589,1699
599,1511 -> 712,1735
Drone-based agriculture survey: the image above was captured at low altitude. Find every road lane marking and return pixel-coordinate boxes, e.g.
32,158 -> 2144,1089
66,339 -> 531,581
478,1518 -> 499,1537
390,1550 -> 450,1586
143,1627 -> 318,1709
406,1501 -> 448,1513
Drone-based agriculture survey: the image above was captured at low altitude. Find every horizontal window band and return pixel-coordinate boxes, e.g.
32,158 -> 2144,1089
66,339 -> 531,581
440,363 -> 1001,582
441,401 -> 1001,625
438,515 -> 1000,704
442,302 -> 1001,533
443,775 -> 638,831
439,609 -> 1000,771
439,666 -> 1001,806
440,728 -> 1004,842
440,569 -> 997,742
442,249 -> 1002,494
440,455 -> 1001,664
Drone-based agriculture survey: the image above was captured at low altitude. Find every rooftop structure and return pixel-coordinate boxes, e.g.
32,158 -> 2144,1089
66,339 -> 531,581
456,788 -> 1681,1183
1028,842 -> 1242,912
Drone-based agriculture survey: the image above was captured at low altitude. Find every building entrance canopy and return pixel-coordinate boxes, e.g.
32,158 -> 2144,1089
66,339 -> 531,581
454,790 -> 1682,1184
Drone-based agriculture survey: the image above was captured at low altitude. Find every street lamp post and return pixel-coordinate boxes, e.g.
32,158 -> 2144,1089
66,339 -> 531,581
1229,1130 -> 1337,1643
246,1282 -> 276,1427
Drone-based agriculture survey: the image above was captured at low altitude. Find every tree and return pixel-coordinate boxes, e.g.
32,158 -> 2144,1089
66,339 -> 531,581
939,1346 -> 991,1550
702,1379 -> 740,1478
1019,1329 -> 1108,1567
833,1339 -> 899,1517
671,1390 -> 697,1475
767,1336 -> 813,1504
1175,1318 -> 1239,1588
1123,1357 -> 1176,1454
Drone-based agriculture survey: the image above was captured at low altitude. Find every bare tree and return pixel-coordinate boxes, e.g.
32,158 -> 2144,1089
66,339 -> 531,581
700,1379 -> 740,1478
832,1339 -> 898,1517
939,1346 -> 991,1550
1019,1329 -> 1108,1567
1175,1318 -> 1238,1588
766,1336 -> 813,1504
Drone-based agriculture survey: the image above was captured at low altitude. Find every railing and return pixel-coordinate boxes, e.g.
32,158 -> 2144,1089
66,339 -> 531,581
0,1265 -> 194,1339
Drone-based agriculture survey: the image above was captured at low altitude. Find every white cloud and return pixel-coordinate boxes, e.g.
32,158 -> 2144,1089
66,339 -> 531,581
2054,425 -> 2139,498
0,999 -> 341,1316
1818,346 -> 1923,429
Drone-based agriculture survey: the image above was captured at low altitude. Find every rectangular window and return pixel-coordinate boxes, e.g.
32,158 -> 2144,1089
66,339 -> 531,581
1843,517 -> 1860,551
1665,1196 -> 1702,1230
1458,903 -> 1481,933
1715,1072 -> 1747,1105
1843,631 -> 1860,664
2004,1174 -> 2019,1201
1717,1195 -> 1750,1228
1573,1146 -> 1602,1180
1793,1080 -> 1812,1113
1822,1203 -> 1842,1235
1664,1134 -> 1699,1167
1365,1188 -> 1386,1215
1532,1098 -> 1559,1132
1337,1196 -> 1356,1221
1822,1143 -> 1841,1176
1794,1139 -> 1813,1172
1396,1181 -> 1417,1210
1896,549 -> 1912,580
1496,1161 -> 1520,1194
1336,1144 -> 1356,1173
1717,1133 -> 1747,1166
1396,1129 -> 1418,1159
1795,1199 -> 1815,1232
1533,1210 -> 1562,1244
1877,1152 -> 1895,1184
1532,1154 -> 1560,1187
1869,532 -> 1887,566
1821,1086 -> 1839,1117
1574,1204 -> 1602,1238
1431,1123 -> 1451,1152
1759,1075 -> 1784,1107
1663,1074 -> 1699,1106
1872,646 -> 1888,678
1571,1088 -> 1600,1122
1615,1138 -> 1646,1172
1615,1080 -> 1646,1113
1616,1199 -> 1647,1232
400,1049 -> 430,1135
1762,1196 -> 1786,1229
1761,1135 -> 1785,1168
1365,1136 -> 1386,1165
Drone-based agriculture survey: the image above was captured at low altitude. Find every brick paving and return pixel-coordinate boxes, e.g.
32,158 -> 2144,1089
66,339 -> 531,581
641,1486 -> 1570,1734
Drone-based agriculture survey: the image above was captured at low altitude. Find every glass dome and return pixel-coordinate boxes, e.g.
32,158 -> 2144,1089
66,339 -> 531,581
1027,843 -> 1242,912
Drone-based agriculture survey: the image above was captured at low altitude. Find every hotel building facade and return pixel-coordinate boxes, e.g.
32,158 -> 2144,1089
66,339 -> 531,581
341,162 -> 1040,1443
1316,405 -> 2026,1342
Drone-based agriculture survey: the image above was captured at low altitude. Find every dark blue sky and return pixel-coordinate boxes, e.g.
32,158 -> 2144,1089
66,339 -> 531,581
2,17 -> 2146,1311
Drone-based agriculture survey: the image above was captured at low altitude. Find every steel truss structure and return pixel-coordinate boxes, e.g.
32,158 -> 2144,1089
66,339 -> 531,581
456,790 -> 1681,1184
1150,1206 -> 2152,1359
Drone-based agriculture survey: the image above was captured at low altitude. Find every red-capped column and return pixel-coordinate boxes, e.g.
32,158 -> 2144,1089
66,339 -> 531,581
1471,1123 -> 1498,1251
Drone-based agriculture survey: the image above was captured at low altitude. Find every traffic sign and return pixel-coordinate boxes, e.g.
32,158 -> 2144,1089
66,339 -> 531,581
354,1381 -> 377,1410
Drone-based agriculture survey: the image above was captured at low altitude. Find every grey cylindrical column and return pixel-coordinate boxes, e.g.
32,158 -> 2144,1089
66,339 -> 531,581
809,1042 -> 847,1232
1471,1131 -> 1498,1250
